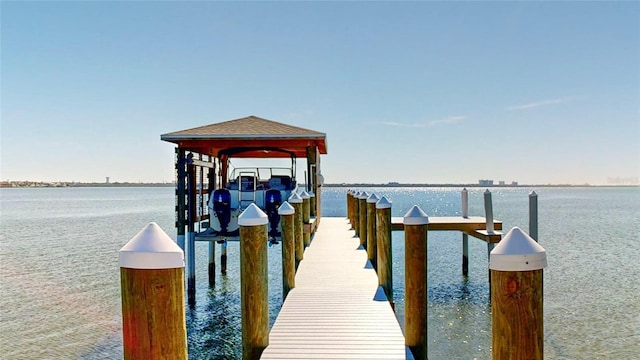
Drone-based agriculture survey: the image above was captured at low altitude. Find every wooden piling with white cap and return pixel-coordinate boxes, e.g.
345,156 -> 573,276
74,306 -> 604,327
238,204 -> 269,360
289,193 -> 304,266
375,196 -> 393,307
300,190 -> 311,247
366,193 -> 379,269
403,205 -> 429,360
490,227 -> 547,360
353,191 -> 360,236
119,222 -> 187,360
358,191 -> 369,248
278,201 -> 296,300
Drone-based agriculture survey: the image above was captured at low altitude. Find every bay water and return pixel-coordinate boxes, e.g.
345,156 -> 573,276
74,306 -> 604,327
1,186 -> 638,359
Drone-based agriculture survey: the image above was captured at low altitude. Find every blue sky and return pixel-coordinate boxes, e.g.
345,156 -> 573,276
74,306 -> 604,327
2,1 -> 638,185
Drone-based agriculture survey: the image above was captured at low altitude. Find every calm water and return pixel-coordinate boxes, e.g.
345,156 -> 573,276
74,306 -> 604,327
1,186 -> 638,359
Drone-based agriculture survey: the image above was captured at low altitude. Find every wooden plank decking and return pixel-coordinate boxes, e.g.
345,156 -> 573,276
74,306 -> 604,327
261,217 -> 409,359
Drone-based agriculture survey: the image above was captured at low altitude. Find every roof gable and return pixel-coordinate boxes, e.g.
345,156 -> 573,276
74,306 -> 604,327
161,115 -> 327,158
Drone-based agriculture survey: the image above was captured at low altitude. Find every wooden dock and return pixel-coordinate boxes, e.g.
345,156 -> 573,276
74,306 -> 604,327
261,217 -> 409,359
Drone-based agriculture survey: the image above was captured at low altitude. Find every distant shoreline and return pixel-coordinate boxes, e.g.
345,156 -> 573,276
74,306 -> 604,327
1,181 -> 638,188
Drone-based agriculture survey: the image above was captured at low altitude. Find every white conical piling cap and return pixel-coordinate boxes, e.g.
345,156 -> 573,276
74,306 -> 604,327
278,201 -> 295,215
300,190 -> 310,199
530,190 -> 538,197
308,190 -> 315,197
288,192 -> 303,204
358,191 -> 370,200
119,222 -> 184,269
376,196 -> 392,209
238,203 -> 269,226
490,227 -> 547,271
403,205 -> 429,225
366,193 -> 380,203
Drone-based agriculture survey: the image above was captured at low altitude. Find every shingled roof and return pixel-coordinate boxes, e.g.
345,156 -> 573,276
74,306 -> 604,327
161,116 -> 327,158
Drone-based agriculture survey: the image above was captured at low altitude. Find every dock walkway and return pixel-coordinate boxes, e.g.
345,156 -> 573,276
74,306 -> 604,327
261,217 -> 409,359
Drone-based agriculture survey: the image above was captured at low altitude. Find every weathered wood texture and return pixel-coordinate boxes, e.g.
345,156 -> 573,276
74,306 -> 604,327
358,198 -> 367,248
281,213 -> 296,300
292,202 -> 304,264
261,217 -> 406,359
376,206 -> 393,304
353,196 -> 360,236
392,216 -> 503,243
404,223 -> 428,360
303,197 -> 311,247
240,224 -> 269,360
120,268 -> 187,360
491,269 -> 544,360
366,201 -> 377,269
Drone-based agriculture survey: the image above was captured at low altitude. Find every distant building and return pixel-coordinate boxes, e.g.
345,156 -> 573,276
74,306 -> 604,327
106,177 -> 110,184
499,180 -> 505,186
479,179 -> 494,186
511,181 -> 518,186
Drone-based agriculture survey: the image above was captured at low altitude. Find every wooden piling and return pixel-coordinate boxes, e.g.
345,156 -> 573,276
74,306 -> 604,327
289,193 -> 304,266
529,191 -> 538,242
119,222 -> 187,360
358,191 -> 369,248
462,188 -> 469,276
238,204 -> 269,360
186,156 -> 196,304
353,191 -> 360,236
347,190 -> 354,228
403,205 -> 429,360
301,190 -> 311,247
490,227 -> 547,360
376,196 -> 393,306
278,201 -> 296,300
208,241 -> 216,286
366,193 -> 379,269
309,190 -> 316,218
221,240 -> 227,275
484,189 -> 496,280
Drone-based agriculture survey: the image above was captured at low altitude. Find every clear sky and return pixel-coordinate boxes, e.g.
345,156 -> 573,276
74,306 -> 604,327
2,1 -> 639,185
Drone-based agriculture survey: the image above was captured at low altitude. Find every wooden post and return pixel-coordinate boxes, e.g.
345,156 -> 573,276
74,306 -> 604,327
309,190 -> 316,218
358,191 -> 369,248
119,222 -> 187,360
529,191 -> 539,242
376,196 -> 393,307
278,201 -> 296,300
366,193 -> 379,269
490,227 -> 547,360
353,191 -> 360,236
484,189 -> 496,279
176,148 -> 186,251
186,155 -> 196,305
221,240 -> 227,275
347,190 -> 353,227
404,205 -> 429,360
238,204 -> 269,360
462,188 -> 469,276
301,190 -> 311,247
208,241 -> 215,286
289,193 -> 304,267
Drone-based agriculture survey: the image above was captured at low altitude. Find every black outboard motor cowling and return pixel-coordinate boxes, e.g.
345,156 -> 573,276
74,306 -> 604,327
212,189 -> 231,234
265,189 -> 282,241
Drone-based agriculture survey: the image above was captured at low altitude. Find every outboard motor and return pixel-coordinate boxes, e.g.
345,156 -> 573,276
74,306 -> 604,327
212,189 -> 231,235
265,189 -> 282,244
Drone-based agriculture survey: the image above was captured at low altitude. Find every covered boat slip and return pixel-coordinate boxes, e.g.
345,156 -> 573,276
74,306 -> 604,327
161,115 -> 327,304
